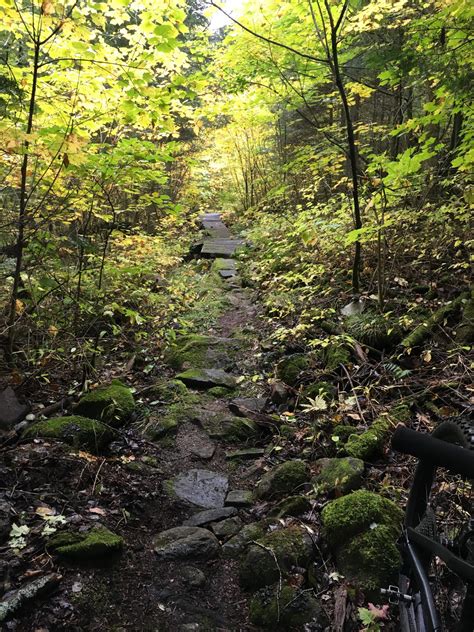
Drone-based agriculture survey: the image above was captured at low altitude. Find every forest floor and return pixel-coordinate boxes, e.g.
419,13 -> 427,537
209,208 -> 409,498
1,214 -> 472,632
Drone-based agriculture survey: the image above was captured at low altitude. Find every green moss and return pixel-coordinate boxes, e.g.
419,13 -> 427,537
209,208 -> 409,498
456,292 -> 474,343
219,416 -> 259,442
48,527 -> 123,559
250,583 -> 324,628
332,424 -> 357,442
321,490 -> 403,548
256,460 -> 309,499
23,416 -> 114,452
320,342 -> 351,371
312,457 -> 364,495
337,525 -> 401,592
346,312 -> 401,350
276,354 -> 309,386
240,526 -> 313,589
165,334 -> 218,370
207,386 -> 234,398
75,379 -> 135,427
222,522 -> 267,559
150,379 -> 189,403
302,381 -> 335,401
345,405 -> 410,461
268,495 -> 311,519
143,392 -> 200,440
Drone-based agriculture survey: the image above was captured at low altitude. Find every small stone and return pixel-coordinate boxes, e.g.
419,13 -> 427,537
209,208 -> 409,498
211,516 -> 243,539
228,397 -> 266,417
225,490 -> 253,507
181,566 -> 206,588
0,387 -> 29,430
176,368 -> 237,390
225,448 -> 265,460
168,469 -> 229,509
183,507 -> 237,527
25,413 -> 36,421
190,442 -> 216,460
153,526 -> 219,561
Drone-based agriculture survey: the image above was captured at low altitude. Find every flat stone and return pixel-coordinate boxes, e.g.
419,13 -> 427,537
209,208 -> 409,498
225,490 -> 253,508
219,269 -> 236,278
153,526 -> 219,561
183,506 -> 238,527
176,369 -> 237,390
211,516 -> 243,539
181,566 -> 206,588
226,448 -> 265,460
228,397 -> 267,417
0,387 -> 29,429
169,469 -> 229,508
190,441 -> 216,460
201,238 -> 245,257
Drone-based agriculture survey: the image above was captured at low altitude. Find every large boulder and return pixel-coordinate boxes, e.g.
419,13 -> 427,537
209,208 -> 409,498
176,368 -> 237,390
255,460 -> 309,500
240,526 -> 314,590
321,490 -> 403,591
166,469 -> 229,509
23,416 -> 114,453
153,526 -> 219,561
75,379 -> 135,427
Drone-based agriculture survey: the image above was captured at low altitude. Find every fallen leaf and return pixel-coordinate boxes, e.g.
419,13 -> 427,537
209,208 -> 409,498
88,507 -> 106,516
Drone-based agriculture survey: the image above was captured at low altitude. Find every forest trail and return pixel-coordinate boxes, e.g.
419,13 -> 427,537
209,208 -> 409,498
5,213 -> 272,630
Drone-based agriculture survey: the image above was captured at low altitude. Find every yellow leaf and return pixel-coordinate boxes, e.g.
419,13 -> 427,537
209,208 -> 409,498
41,0 -> 54,15
15,299 -> 24,314
48,325 -> 58,336
422,350 -> 432,363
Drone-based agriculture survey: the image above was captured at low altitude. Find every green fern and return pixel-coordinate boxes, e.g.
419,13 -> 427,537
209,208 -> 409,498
383,362 -> 412,379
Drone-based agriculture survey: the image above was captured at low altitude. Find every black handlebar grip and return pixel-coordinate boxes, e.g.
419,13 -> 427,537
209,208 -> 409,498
392,426 -> 474,479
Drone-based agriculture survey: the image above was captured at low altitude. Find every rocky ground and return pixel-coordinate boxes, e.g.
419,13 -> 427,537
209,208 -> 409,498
0,215 -> 471,631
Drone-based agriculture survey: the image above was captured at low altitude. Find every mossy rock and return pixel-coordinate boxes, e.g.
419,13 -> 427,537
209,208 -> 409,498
219,416 -> 259,442
336,525 -> 401,592
48,527 -> 123,560
302,381 -> 336,401
268,495 -> 311,519
207,386 -> 234,398
346,312 -> 401,350
150,379 -> 189,403
23,416 -> 114,453
345,405 -> 410,461
256,460 -> 309,500
222,522 -> 267,559
320,342 -> 351,372
250,583 -> 324,628
312,457 -> 364,495
75,379 -> 135,427
165,334 -> 239,371
276,354 -> 309,386
145,415 -> 179,439
240,525 -> 314,590
321,490 -> 403,548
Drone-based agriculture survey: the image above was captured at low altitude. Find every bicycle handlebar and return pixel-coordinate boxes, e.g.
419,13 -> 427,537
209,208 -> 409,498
392,426 -> 474,478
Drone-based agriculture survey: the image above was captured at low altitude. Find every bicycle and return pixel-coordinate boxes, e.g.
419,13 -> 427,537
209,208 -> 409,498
382,416 -> 474,631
